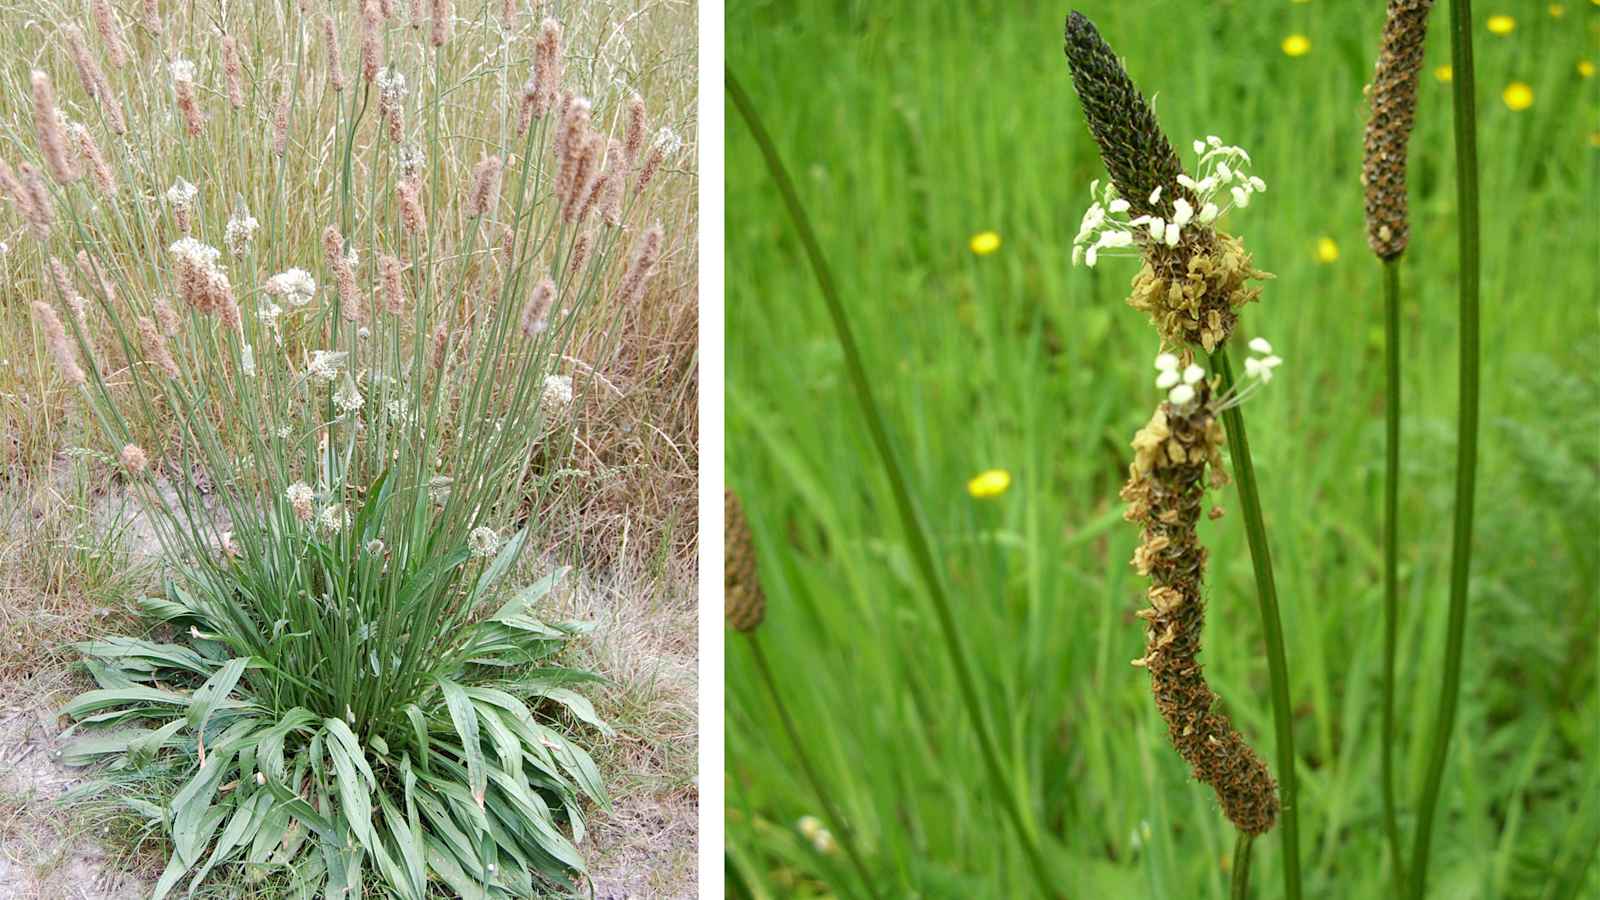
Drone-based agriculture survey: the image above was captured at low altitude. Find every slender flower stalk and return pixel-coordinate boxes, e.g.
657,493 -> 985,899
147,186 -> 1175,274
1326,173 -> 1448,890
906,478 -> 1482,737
1363,1 -> 1436,891
1063,12 -> 1298,898
729,68 -> 1061,897
1410,0 -> 1481,895
726,490 -> 883,900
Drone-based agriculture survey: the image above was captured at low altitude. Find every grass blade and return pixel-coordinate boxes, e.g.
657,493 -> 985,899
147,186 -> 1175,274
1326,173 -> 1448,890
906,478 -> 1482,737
728,67 -> 1059,896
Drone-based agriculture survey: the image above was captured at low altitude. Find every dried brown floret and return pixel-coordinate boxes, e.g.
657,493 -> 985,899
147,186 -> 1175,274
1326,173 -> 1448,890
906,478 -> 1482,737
1120,391 -> 1279,835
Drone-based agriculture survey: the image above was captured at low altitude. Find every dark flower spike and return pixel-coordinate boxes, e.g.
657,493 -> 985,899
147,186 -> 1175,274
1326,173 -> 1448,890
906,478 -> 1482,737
1062,11 -> 1193,222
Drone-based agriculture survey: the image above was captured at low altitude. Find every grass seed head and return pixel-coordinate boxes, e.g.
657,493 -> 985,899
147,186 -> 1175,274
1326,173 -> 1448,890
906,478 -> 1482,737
624,93 -> 647,165
119,443 -> 150,475
32,71 -> 78,184
222,35 -> 244,109
137,315 -> 180,378
322,15 -> 347,92
723,489 -> 766,632
1363,0 -> 1436,259
91,0 -> 129,68
171,59 -> 204,137
467,155 -> 503,218
19,163 -> 54,237
141,0 -> 160,34
73,124 -> 116,195
32,300 -> 86,385
522,276 -> 556,336
1121,394 -> 1279,836
618,224 -> 663,304
360,0 -> 383,83
430,0 -> 452,47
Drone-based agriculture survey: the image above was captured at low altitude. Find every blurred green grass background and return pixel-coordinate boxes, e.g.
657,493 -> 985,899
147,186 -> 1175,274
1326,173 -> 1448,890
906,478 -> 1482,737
725,1 -> 1598,897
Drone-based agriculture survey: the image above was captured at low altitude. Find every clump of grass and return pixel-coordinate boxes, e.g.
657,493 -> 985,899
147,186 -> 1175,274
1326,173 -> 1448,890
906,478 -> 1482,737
8,2 -> 678,895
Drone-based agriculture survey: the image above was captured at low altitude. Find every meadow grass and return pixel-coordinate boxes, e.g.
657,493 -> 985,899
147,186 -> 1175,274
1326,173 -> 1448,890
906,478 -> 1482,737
725,1 -> 1598,897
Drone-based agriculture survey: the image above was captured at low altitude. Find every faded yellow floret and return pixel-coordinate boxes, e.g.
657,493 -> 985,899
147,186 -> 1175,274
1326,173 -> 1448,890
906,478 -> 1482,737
1502,81 -> 1534,110
969,231 -> 1001,255
1281,34 -> 1311,57
967,468 -> 1012,499
1316,237 -> 1339,264
1487,14 -> 1516,35
1548,3 -> 1565,16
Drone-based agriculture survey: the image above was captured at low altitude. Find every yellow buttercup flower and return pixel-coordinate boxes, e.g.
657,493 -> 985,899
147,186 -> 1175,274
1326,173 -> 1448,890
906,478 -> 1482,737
967,468 -> 1012,499
1589,131 -> 1600,148
1548,3 -> 1566,16
1434,64 -> 1453,82
1281,34 -> 1311,57
1315,237 -> 1339,264
969,230 -> 1001,255
1579,59 -> 1596,78
1487,14 -> 1516,34
1502,81 -> 1534,110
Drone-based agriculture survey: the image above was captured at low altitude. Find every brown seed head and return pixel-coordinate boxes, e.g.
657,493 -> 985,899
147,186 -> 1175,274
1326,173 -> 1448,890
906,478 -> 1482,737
141,0 -> 161,35
222,35 -> 244,109
724,489 -> 766,632
32,300 -> 86,385
64,25 -> 107,100
18,163 -> 54,237
32,71 -> 77,184
152,296 -> 181,335
617,224 -> 662,304
379,254 -> 406,314
1121,395 -> 1278,836
360,0 -> 383,83
119,443 -> 150,475
137,315 -> 180,378
73,124 -> 116,195
624,94 -> 647,166
1363,0 -> 1436,259
322,15 -> 345,92
568,228 -> 592,276
430,0 -> 451,47
466,155 -> 503,218
91,0 -> 129,68
521,276 -> 556,336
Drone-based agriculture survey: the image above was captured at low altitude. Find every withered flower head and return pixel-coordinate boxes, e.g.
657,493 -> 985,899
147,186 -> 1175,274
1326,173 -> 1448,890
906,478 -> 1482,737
1121,388 -> 1279,836
724,489 -> 766,633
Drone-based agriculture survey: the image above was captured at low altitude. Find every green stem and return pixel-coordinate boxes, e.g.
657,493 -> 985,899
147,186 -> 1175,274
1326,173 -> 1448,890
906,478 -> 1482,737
1231,831 -> 1254,900
727,69 -> 1059,897
747,636 -> 884,900
1381,258 -> 1408,895
1209,347 -> 1300,900
1410,0 -> 1481,894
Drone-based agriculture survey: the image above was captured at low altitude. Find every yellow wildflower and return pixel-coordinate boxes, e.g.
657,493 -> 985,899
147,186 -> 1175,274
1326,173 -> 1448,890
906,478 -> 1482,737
1487,15 -> 1515,34
1579,59 -> 1595,78
967,469 -> 1012,499
1502,81 -> 1534,111
1589,131 -> 1600,148
1281,34 -> 1311,57
1434,65 -> 1453,82
1315,237 -> 1339,264
1549,3 -> 1565,16
969,230 -> 1001,256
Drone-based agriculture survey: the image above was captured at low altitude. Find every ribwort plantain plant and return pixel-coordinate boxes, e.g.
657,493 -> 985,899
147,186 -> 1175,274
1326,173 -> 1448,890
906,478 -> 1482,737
1063,11 -> 1297,898
1361,1 -> 1437,892
8,3 -> 675,896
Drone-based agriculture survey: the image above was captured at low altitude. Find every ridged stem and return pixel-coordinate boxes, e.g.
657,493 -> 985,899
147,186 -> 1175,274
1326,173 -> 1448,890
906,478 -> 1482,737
728,68 -> 1060,897
1231,832 -> 1255,900
1409,0 -> 1481,894
1209,347 -> 1301,900
1381,258 -> 1408,895
746,636 -> 883,900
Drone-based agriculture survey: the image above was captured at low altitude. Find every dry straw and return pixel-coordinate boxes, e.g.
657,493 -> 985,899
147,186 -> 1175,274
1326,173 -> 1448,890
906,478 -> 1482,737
1122,392 -> 1280,836
724,489 -> 766,632
1363,0 -> 1436,259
